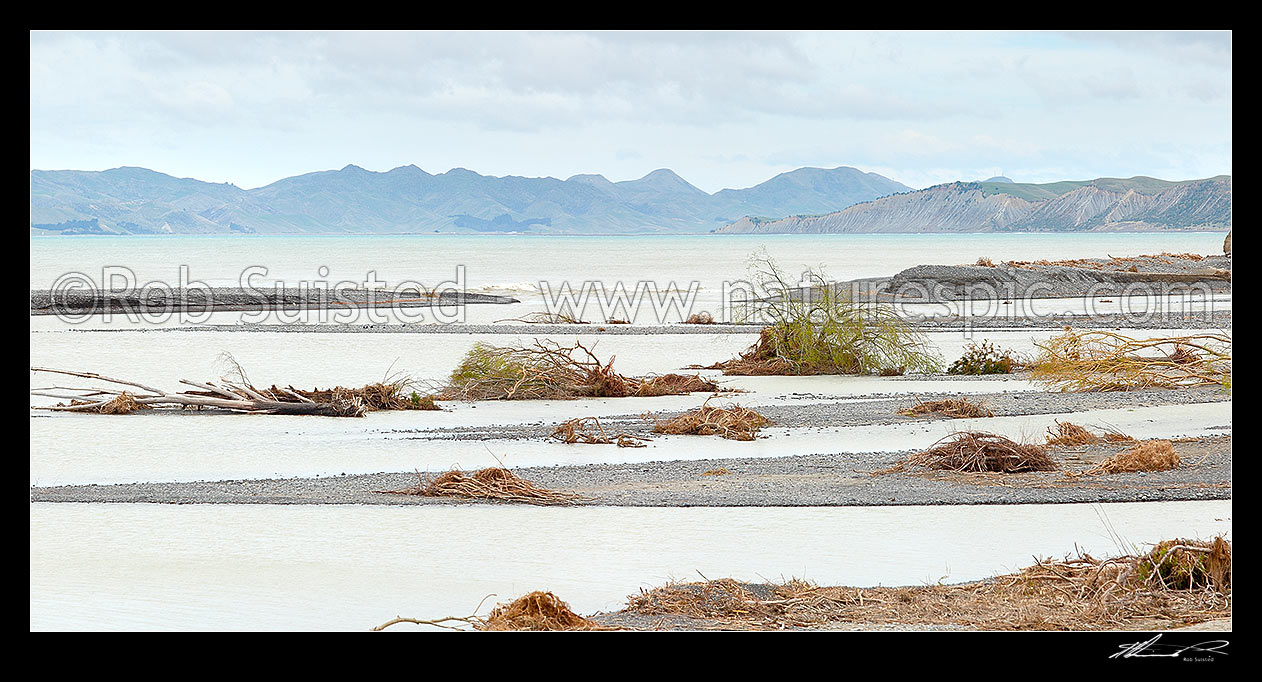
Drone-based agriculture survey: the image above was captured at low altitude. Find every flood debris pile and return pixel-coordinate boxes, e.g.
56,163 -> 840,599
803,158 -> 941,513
624,578 -> 840,629
899,397 -> 994,419
878,432 -> 1056,474
1045,420 -> 1134,446
495,312 -> 588,324
616,538 -> 1231,630
549,417 -> 649,448
650,400 -> 771,441
31,367 -> 390,417
696,256 -> 942,377
1030,330 -> 1231,392
376,467 -> 590,506
1073,439 -> 1183,476
480,592 -> 604,631
31,362 -> 441,417
269,382 -> 439,411
438,339 -> 717,400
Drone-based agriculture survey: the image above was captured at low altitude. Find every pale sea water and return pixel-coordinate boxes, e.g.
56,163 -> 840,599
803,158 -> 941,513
30,232 -> 1227,289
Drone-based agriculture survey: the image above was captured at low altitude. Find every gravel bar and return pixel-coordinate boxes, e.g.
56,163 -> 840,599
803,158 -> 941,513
29,435 -> 1231,507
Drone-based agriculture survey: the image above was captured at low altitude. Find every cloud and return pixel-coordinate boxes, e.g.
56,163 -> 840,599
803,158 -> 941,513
29,30 -> 1231,191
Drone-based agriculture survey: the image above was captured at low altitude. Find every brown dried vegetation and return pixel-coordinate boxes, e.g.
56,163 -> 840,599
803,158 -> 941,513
878,432 -> 1055,474
377,467 -> 590,505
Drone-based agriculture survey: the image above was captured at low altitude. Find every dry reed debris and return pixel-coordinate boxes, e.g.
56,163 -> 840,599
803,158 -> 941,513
650,400 -> 771,441
620,536 -> 1231,630
899,397 -> 994,419
878,431 -> 1055,474
377,467 -> 590,505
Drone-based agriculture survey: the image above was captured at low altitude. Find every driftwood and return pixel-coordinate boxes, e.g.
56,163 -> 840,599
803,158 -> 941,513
30,367 -> 367,417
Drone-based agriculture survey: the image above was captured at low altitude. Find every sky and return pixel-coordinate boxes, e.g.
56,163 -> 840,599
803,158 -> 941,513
29,30 -> 1232,192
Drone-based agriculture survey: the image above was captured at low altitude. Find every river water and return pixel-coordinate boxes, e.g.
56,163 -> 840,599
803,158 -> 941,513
29,232 -> 1231,630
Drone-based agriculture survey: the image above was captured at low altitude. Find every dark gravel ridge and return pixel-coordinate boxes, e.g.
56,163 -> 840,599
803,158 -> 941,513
30,432 -> 1230,507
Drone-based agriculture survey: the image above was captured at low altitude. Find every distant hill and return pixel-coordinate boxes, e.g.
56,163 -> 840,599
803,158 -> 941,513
29,164 -> 911,235
718,176 -> 1232,234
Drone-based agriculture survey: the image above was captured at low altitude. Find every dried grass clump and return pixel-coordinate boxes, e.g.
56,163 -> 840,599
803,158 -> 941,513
1080,440 -> 1181,476
879,431 -> 1055,473
439,340 -> 717,401
899,397 -> 994,419
1030,331 -> 1231,392
651,400 -> 771,441
684,312 -> 715,324
480,591 -> 601,631
377,467 -> 590,505
549,417 -> 650,448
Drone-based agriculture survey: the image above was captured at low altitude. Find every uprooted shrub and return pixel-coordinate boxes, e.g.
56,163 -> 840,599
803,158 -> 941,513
878,431 -> 1055,474
1030,330 -> 1231,392
376,467 -> 590,505
696,254 -> 942,376
899,397 -> 994,419
438,339 -> 717,400
650,399 -> 770,441
948,341 -> 1024,375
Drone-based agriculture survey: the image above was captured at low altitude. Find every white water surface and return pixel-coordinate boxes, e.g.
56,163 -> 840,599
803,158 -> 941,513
29,500 -> 1231,631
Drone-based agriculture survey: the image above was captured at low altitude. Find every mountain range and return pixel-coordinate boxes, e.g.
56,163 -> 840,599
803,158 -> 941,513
719,176 -> 1232,234
30,164 -> 911,235
30,165 -> 1231,235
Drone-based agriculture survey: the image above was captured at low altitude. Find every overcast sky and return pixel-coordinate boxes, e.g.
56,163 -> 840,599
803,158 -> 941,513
29,30 -> 1231,192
